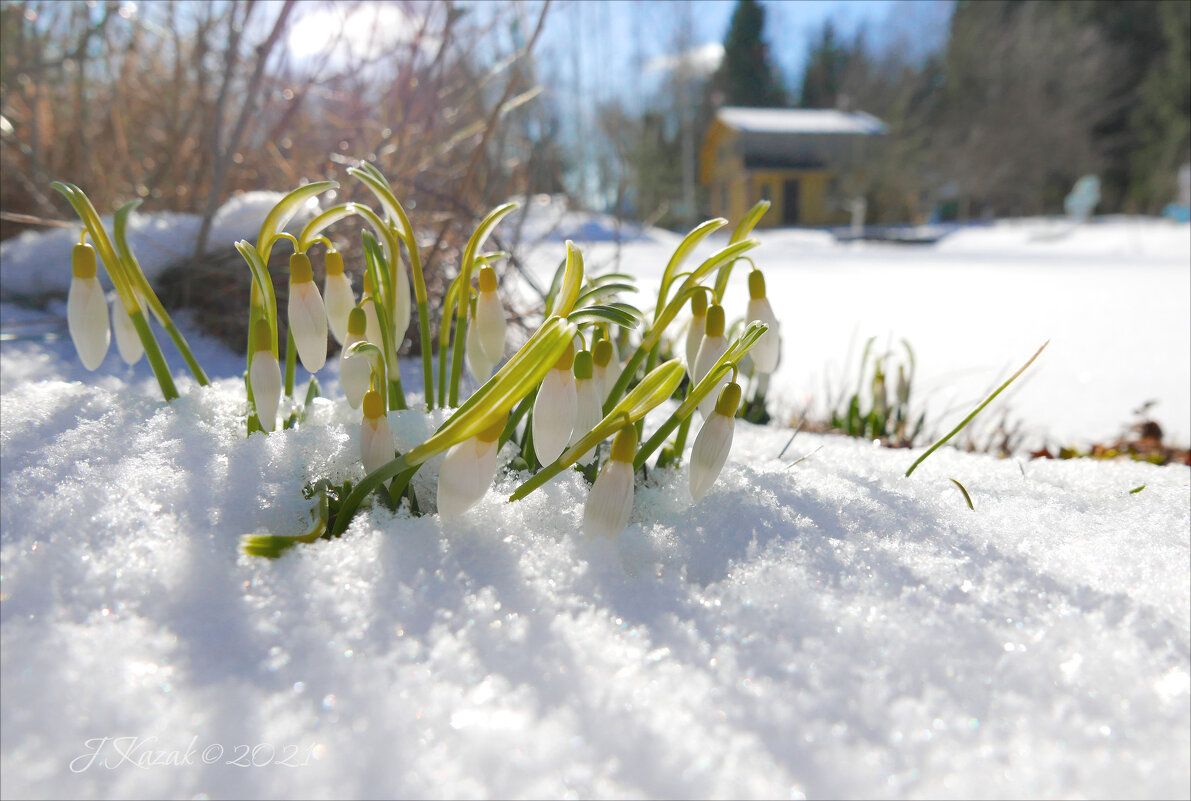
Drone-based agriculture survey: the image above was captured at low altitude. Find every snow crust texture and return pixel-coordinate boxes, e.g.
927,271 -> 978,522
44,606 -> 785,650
2,372 -> 1188,799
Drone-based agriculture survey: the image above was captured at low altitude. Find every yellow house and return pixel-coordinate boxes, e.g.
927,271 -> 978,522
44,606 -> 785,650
701,107 -> 886,227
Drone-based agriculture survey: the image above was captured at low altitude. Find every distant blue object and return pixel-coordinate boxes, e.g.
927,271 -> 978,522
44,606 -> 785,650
1162,204 -> 1191,223
1064,175 -> 1100,221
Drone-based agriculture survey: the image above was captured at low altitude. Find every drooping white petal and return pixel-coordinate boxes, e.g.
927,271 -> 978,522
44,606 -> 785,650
466,318 -> 496,383
338,332 -> 371,409
67,276 -> 111,370
571,376 -> 603,464
360,414 -> 395,475
693,334 -> 729,417
288,281 -> 328,373
583,458 -> 635,539
392,259 -> 411,349
746,297 -> 780,374
436,436 -> 499,519
475,289 -> 507,363
684,313 -> 705,375
362,295 -> 383,347
250,350 -> 282,433
689,411 -> 735,501
532,367 -> 577,465
111,296 -> 143,365
324,272 -> 355,345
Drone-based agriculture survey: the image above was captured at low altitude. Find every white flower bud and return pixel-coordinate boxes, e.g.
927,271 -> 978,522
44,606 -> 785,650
583,426 -> 637,539
249,320 -> 281,433
685,291 -> 708,376
475,265 -> 507,363
111,294 -> 143,366
339,308 -> 371,409
466,311 -> 496,383
689,383 -> 740,501
393,258 -> 411,350
323,251 -> 355,345
745,270 -> 779,374
67,244 -> 110,371
359,390 -> 394,475
532,344 -> 577,465
288,253 -> 328,373
436,416 -> 504,519
571,350 -> 602,465
693,305 -> 729,418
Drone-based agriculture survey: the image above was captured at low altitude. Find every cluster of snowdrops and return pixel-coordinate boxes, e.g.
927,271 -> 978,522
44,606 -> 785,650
53,166 -> 779,555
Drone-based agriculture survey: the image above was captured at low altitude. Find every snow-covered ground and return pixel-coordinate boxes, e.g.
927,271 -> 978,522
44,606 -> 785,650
2,201 -> 1189,798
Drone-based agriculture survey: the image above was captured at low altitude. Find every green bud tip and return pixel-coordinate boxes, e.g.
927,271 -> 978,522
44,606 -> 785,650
362,389 -> 384,420
573,350 -> 594,380
748,270 -> 767,300
71,244 -> 97,279
555,341 -> 575,371
715,382 -> 742,417
252,319 -> 272,352
478,265 -> 498,293
593,339 -> 613,368
691,290 -> 708,315
705,305 -> 725,338
290,253 -> 313,283
325,251 -> 344,276
347,306 -> 367,335
610,425 -> 638,463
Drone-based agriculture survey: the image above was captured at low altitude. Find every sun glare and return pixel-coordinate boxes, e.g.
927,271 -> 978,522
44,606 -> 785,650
287,2 -> 437,63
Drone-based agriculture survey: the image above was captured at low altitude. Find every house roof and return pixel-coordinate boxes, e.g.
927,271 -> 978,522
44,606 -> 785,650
716,107 -> 887,136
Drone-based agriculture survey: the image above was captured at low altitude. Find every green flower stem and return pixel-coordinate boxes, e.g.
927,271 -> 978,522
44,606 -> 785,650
389,378 -> 407,411
905,341 -> 1048,477
602,345 -> 648,416
448,203 -> 520,406
416,298 -> 433,407
128,309 -> 179,401
113,200 -> 210,386
500,388 -> 538,448
329,458 -> 415,538
438,276 -> 464,407
284,329 -> 297,398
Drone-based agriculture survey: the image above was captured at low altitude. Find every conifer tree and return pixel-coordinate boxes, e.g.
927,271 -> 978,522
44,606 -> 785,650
711,0 -> 787,107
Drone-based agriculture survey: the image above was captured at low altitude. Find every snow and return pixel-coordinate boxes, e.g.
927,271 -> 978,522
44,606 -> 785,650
2,210 -> 1190,798
716,106 -> 888,136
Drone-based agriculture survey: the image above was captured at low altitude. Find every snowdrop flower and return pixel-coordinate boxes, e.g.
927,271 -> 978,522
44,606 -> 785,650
684,290 -> 708,375
288,252 -> 328,373
465,304 -> 496,383
693,304 -> 729,417
745,269 -> 780,374
474,265 -> 507,364
571,350 -> 603,464
359,388 -> 394,474
67,243 -> 110,370
339,306 -> 371,409
689,382 -> 741,501
111,292 -> 143,365
592,339 -> 613,400
249,319 -> 282,433
322,250 -> 355,346
436,414 -> 505,519
583,425 -> 637,539
532,341 -> 577,464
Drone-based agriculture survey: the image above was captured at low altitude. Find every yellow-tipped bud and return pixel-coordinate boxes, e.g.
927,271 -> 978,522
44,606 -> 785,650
478,265 -> 498,293
593,339 -> 613,368
715,382 -> 742,418
362,389 -> 384,420
748,269 -> 767,300
290,252 -> 314,283
704,305 -> 725,338
554,341 -> 575,371
610,425 -> 638,463
72,244 -> 97,279
252,319 -> 272,352
325,250 -> 344,276
691,290 -> 708,316
347,306 -> 367,336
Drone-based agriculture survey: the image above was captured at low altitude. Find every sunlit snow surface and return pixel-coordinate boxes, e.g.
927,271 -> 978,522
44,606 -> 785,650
2,211 -> 1190,798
